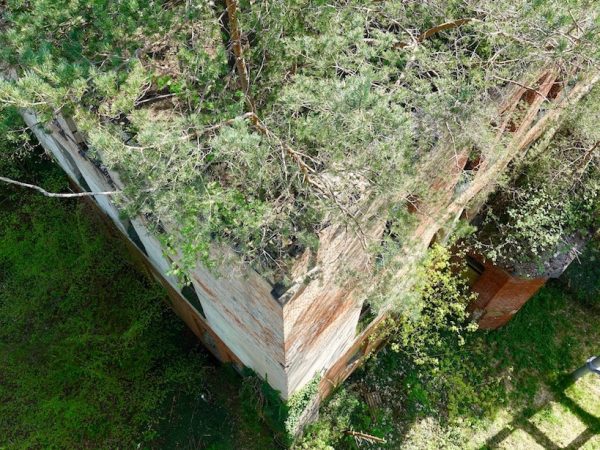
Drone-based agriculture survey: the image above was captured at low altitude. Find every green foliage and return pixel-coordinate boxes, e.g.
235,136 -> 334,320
296,263 -> 600,448
380,245 -> 491,421
0,158 -> 208,447
294,388 -> 382,450
239,370 -> 290,446
285,373 -> 321,437
155,364 -> 279,450
378,244 -> 476,362
1,0 -> 598,286
473,85 -> 600,272
237,370 -> 324,446
297,245 -> 491,448
560,238 -> 600,310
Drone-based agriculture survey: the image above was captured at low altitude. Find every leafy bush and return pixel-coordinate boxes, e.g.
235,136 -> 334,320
295,388 -> 379,450
368,245 -> 503,424
295,243 -> 600,448
472,85 -> 600,272
297,245 -> 493,448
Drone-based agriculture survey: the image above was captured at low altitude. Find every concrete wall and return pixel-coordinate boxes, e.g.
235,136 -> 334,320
20,110 -> 368,399
468,256 -> 547,329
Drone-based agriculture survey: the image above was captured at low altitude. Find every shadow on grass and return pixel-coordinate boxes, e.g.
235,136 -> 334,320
483,373 -> 600,449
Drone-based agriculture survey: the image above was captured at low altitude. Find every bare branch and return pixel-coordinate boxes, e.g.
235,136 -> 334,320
344,430 -> 387,444
224,0 -> 255,111
0,176 -> 120,198
419,18 -> 475,41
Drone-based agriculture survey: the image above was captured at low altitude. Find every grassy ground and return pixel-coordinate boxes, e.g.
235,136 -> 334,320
297,277 -> 600,449
0,153 -> 279,449
1,148 -> 598,449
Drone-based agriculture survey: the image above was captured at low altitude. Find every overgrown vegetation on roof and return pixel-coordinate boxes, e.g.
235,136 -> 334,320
1,1 -> 598,294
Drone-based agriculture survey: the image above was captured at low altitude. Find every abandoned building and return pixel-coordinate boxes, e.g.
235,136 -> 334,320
19,67 -> 598,406
3,1 -> 599,434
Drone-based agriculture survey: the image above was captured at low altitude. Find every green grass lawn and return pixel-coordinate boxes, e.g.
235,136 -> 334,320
0,155 -> 278,449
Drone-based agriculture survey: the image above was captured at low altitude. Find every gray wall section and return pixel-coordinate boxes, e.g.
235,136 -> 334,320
20,110 -> 368,399
21,111 -> 291,396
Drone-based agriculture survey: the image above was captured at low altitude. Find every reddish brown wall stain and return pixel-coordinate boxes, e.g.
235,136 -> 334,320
469,256 -> 547,329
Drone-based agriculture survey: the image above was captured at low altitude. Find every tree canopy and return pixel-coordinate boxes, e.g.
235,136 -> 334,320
1,0 -> 599,288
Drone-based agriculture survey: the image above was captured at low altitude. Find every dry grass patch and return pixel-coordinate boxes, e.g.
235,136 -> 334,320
565,373 -> 600,419
530,401 -> 587,448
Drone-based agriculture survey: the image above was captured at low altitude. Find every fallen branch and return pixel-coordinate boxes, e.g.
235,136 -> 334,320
344,430 -> 387,444
394,18 -> 475,49
0,176 -> 120,198
200,112 -> 257,135
220,1 -> 322,190
419,18 -> 474,41
221,1 -> 371,250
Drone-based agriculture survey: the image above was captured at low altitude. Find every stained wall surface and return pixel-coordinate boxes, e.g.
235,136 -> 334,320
468,256 -> 547,329
20,110 -> 369,399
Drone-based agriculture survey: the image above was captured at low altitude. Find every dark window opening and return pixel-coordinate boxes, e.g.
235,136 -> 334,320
126,222 -> 148,256
428,230 -> 441,248
347,347 -> 364,367
466,255 -> 484,274
464,150 -> 482,172
464,255 -> 485,287
455,149 -> 482,198
76,175 -> 91,192
181,284 -> 206,318
143,212 -> 167,235
547,80 -> 563,100
356,301 -> 376,334
55,141 -> 90,191
270,281 -> 288,299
